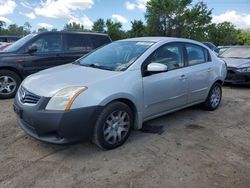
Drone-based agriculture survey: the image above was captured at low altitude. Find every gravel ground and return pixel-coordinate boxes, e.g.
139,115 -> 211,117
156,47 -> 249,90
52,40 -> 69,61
0,85 -> 250,188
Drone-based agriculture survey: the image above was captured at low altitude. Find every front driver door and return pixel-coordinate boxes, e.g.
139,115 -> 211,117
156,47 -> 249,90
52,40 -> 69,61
142,43 -> 188,119
23,33 -> 64,75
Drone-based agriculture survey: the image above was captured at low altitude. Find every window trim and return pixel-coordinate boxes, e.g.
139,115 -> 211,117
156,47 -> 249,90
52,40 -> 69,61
184,42 -> 211,67
141,42 -> 186,77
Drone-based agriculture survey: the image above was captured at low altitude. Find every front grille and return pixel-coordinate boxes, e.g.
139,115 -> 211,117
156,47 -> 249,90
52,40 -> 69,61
19,87 -> 40,105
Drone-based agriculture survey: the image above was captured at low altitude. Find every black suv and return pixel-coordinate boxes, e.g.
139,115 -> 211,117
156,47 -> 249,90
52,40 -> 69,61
0,31 -> 111,99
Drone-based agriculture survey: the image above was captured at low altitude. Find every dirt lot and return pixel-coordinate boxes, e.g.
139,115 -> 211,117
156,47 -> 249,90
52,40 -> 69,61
0,86 -> 250,188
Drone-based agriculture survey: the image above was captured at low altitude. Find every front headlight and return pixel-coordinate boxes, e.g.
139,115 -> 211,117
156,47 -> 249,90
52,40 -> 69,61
46,86 -> 87,111
236,66 -> 250,73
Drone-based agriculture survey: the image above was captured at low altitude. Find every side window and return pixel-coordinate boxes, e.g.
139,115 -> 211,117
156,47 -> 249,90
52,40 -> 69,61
89,35 -> 111,48
186,44 -> 206,65
65,34 -> 93,52
150,43 -> 184,71
28,34 -> 62,53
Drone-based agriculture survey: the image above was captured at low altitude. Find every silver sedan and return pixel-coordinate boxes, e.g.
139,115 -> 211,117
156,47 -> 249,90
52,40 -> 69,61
14,37 -> 227,150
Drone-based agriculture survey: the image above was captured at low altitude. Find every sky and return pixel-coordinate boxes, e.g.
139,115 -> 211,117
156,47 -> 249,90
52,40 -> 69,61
0,0 -> 250,31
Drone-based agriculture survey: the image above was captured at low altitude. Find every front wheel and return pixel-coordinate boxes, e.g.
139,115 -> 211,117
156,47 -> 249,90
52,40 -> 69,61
203,82 -> 222,111
92,101 -> 133,150
0,70 -> 21,99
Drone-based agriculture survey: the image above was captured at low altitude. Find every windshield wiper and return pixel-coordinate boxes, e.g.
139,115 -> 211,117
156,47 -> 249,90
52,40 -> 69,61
226,56 -> 244,59
81,63 -> 114,71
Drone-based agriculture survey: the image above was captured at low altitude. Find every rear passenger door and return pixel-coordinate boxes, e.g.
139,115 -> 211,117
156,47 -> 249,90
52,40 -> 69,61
62,33 -> 93,63
184,43 -> 214,104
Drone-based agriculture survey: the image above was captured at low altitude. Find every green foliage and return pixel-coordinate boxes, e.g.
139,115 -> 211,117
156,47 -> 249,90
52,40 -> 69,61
207,22 -> 240,46
0,21 -> 6,35
92,18 -> 105,32
127,20 -> 146,37
0,21 -> 5,29
7,24 -> 31,35
1,1 -> 250,46
0,21 -> 31,36
64,22 -> 84,31
51,28 -> 58,32
38,27 -> 49,32
145,0 -> 192,36
182,3 -> 212,40
106,19 -> 125,40
238,29 -> 250,45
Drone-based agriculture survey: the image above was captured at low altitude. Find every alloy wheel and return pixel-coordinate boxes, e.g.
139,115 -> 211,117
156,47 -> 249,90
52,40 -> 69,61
103,110 -> 130,145
0,76 -> 17,95
210,85 -> 221,108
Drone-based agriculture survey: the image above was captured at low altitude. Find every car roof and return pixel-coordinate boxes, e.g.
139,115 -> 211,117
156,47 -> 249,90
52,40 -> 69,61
121,37 -> 203,44
37,31 -> 109,36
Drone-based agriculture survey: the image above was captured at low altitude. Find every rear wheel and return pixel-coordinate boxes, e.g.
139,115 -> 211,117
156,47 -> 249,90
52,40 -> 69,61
0,70 -> 21,99
203,82 -> 222,111
93,101 -> 133,150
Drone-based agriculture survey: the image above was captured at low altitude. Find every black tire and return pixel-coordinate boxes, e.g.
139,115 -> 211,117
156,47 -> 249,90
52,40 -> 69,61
0,70 -> 21,99
93,101 -> 134,150
203,82 -> 222,111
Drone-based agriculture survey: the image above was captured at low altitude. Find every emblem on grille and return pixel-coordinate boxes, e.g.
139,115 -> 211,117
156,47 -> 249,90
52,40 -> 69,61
21,90 -> 26,102
18,87 -> 41,105
19,87 -> 26,103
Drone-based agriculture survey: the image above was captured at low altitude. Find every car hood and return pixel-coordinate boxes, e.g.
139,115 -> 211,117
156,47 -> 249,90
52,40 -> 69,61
221,57 -> 250,68
22,63 -> 121,97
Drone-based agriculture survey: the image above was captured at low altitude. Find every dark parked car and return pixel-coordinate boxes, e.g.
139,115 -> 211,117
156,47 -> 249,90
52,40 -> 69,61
0,35 -> 21,43
219,46 -> 250,85
0,31 -> 111,99
202,42 -> 219,54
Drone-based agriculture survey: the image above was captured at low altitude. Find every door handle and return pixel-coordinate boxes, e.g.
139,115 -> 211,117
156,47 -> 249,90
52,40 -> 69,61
207,68 -> 213,72
179,75 -> 186,81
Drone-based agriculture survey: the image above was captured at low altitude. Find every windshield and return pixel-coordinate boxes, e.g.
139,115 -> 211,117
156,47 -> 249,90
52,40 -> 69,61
219,47 -> 250,59
3,34 -> 37,52
78,41 -> 154,71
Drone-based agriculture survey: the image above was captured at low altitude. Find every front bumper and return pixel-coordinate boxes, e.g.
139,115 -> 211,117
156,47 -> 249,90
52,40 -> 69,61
225,67 -> 250,85
14,96 -> 103,144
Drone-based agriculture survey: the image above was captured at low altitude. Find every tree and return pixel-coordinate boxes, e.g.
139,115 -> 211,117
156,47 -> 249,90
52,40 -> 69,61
0,21 -> 6,35
38,27 -> 48,32
128,20 -> 146,37
106,19 -> 125,40
64,22 -> 84,31
92,18 -> 105,32
24,22 -> 32,34
7,24 -> 26,35
182,2 -> 212,41
207,22 -> 240,46
145,0 -> 192,36
0,21 -> 5,29
238,29 -> 250,45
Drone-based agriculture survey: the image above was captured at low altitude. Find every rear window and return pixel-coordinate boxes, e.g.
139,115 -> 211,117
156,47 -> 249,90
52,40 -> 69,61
186,43 -> 211,66
65,34 -> 93,52
89,35 -> 111,48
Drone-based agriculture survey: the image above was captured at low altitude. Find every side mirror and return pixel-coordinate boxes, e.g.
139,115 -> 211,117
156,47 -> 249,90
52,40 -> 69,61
27,45 -> 37,53
147,62 -> 168,73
